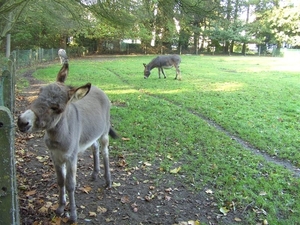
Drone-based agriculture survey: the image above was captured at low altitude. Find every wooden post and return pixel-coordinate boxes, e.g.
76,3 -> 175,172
0,106 -> 20,224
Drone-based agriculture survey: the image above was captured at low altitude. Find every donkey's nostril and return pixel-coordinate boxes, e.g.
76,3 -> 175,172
17,118 -> 30,132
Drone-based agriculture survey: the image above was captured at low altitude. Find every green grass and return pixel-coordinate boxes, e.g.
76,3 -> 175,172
29,55 -> 300,224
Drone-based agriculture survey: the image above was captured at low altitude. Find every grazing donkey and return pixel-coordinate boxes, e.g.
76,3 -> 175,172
58,49 -> 67,64
17,54 -> 118,223
143,54 -> 181,80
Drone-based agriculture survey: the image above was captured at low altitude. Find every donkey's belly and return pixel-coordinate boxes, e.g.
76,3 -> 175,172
79,137 -> 99,153
162,66 -> 173,69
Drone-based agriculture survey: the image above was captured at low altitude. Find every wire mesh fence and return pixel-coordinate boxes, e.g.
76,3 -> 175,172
11,47 -> 88,69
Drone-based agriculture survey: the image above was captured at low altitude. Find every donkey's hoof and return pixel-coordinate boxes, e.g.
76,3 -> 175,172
67,210 -> 77,223
91,172 -> 99,181
68,216 -> 77,224
55,205 -> 65,216
105,182 -> 112,189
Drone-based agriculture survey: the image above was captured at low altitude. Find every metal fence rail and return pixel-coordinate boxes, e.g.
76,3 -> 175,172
13,47 -> 88,68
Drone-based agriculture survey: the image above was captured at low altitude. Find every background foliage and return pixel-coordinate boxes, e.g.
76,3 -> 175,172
1,0 -> 300,55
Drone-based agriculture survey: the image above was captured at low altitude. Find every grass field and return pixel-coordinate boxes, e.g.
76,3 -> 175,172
29,55 -> 300,224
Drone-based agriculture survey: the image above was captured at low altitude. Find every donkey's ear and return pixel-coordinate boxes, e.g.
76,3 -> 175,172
68,83 -> 91,102
143,63 -> 146,68
56,63 -> 69,83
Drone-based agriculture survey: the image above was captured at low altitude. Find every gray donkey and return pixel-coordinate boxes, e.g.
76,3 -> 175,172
143,54 -> 181,80
17,54 -> 118,223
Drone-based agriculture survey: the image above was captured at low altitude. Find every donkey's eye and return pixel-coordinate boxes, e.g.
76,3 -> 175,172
50,106 -> 59,112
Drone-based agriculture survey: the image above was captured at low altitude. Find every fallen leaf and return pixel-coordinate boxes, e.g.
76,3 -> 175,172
106,218 -> 113,222
28,134 -> 35,139
145,194 -> 155,201
259,191 -> 267,196
263,219 -> 268,225
205,189 -> 213,194
234,217 -> 242,222
89,211 -> 97,217
112,182 -> 121,187
38,206 -> 48,214
79,186 -> 92,194
97,206 -> 107,213
170,166 -> 181,174
167,154 -> 174,160
165,188 -> 172,192
220,206 -> 230,215
25,189 -> 36,196
144,162 -> 151,166
165,195 -> 171,201
36,155 -> 49,163
118,159 -> 127,167
188,220 -> 200,225
122,137 -> 130,141
149,186 -> 155,190
121,195 -> 130,204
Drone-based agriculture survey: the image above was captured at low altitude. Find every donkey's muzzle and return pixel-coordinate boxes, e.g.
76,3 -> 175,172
17,117 -> 31,132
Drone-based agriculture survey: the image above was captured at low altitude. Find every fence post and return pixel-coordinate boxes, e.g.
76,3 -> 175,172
0,106 -> 20,225
1,70 -> 14,112
8,56 -> 16,113
51,48 -> 54,60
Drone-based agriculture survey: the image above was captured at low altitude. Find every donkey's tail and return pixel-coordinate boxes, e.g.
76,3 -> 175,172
109,127 -> 119,139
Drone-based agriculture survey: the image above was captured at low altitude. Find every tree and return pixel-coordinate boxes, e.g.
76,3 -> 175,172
0,0 -> 30,55
1,0 -> 138,53
11,0 -> 88,49
266,3 -> 300,47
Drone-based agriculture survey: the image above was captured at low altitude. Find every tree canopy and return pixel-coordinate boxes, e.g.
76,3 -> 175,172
1,0 -> 299,55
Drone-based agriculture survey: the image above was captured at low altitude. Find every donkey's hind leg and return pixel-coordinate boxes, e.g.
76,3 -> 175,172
91,141 -> 100,180
100,134 -> 112,188
175,65 -> 181,80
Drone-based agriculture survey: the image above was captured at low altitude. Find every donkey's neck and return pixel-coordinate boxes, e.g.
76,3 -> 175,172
147,62 -> 157,70
46,105 -> 78,143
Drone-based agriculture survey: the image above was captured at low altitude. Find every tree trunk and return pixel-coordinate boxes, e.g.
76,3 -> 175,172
6,34 -> 11,58
242,2 -> 250,55
194,33 -> 199,55
224,0 -> 232,54
5,12 -> 12,57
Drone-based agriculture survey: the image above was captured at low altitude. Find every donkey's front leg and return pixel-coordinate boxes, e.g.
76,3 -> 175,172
100,134 -> 111,188
53,163 -> 66,216
91,141 -> 100,180
66,157 -> 78,222
175,66 -> 181,80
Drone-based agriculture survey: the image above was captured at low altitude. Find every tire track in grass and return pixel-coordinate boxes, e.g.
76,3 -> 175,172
109,69 -> 300,178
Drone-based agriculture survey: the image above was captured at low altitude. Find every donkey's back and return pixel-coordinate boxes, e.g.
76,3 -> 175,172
152,54 -> 181,66
60,85 -> 113,153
